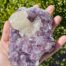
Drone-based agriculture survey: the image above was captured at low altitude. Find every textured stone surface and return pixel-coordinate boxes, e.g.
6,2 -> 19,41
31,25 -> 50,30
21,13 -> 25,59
8,7 -> 55,66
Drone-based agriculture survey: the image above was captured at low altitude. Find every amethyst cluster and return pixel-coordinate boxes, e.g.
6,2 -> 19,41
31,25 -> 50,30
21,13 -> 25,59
8,6 -> 55,66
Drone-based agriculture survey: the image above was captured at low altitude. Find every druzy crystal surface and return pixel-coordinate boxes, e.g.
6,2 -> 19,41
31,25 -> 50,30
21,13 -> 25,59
8,7 -> 55,66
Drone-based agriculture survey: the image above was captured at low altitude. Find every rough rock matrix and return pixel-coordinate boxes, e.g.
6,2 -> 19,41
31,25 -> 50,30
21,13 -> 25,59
8,6 -> 55,66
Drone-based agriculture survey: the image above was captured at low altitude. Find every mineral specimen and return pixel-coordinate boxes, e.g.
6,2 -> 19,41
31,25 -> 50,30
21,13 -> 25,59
8,6 -> 55,66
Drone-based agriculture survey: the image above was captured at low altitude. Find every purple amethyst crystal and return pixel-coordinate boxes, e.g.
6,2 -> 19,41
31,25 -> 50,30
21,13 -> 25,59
8,6 -> 55,66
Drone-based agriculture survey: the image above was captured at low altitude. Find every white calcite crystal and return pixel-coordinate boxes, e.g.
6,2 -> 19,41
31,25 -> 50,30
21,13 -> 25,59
8,6 -> 55,66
